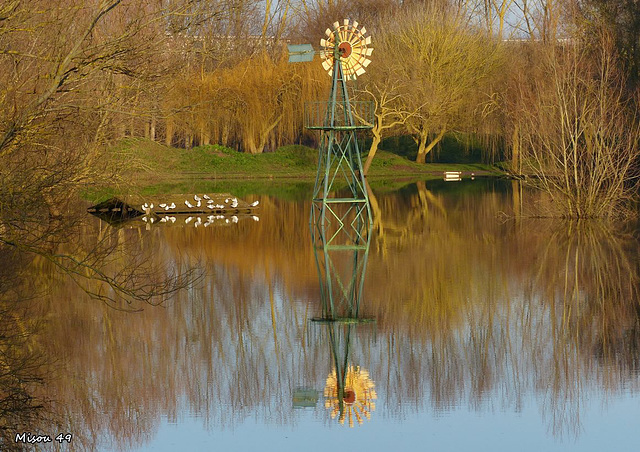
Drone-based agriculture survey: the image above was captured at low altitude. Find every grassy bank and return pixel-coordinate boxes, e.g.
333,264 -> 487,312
86,138 -> 505,200
113,138 -> 502,176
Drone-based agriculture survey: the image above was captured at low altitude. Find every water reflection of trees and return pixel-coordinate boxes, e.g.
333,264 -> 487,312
10,183 -> 640,448
0,251 -> 52,451
365,184 -> 640,437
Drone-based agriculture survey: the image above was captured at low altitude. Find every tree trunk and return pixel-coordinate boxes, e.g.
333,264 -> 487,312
116,114 -> 126,139
416,128 -> 446,164
245,134 -> 258,154
165,118 -> 174,146
511,124 -> 520,173
221,122 -> 229,147
245,114 -> 283,154
201,127 -> 210,146
363,129 -> 381,175
150,116 -> 156,141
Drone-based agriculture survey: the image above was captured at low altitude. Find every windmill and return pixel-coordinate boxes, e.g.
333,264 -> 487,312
289,21 -> 376,427
289,19 -> 374,247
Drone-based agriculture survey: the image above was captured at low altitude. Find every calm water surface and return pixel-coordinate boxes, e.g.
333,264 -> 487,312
7,179 -> 640,451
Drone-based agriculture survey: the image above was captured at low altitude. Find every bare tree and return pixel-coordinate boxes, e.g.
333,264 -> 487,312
516,32 -> 640,218
0,0 -> 217,305
379,3 -> 503,164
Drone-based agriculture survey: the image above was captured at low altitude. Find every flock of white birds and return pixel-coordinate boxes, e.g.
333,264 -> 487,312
139,194 -> 259,227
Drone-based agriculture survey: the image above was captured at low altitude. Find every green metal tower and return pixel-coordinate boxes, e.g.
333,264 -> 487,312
305,19 -> 374,248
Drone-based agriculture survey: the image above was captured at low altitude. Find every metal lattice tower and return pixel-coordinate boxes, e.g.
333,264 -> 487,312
305,20 -> 374,248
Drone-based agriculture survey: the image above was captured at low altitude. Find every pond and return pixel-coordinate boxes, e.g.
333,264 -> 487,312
3,178 -> 640,451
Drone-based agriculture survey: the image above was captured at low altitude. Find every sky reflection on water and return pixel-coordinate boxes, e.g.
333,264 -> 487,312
137,393 -> 640,452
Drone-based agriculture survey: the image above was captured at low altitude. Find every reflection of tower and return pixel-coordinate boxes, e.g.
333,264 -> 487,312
307,19 -> 374,247
311,214 -> 376,426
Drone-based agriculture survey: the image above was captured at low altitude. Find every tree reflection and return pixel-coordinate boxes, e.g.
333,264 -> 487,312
364,181 -> 640,438
523,220 -> 640,437
0,253 -> 52,451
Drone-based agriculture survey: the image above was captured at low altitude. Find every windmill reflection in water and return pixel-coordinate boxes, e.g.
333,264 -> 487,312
309,189 -> 376,428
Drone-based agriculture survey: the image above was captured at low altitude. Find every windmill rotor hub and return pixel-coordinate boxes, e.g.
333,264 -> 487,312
338,42 -> 352,58
343,389 -> 357,405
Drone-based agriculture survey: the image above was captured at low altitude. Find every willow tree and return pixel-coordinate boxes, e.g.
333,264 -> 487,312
225,54 -> 301,154
381,3 -> 503,164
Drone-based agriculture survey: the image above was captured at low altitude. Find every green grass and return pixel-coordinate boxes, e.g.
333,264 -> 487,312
90,137 -> 505,199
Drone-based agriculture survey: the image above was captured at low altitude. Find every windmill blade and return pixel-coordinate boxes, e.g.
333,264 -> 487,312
364,47 -> 373,56
320,38 -> 333,48
364,36 -> 372,45
342,58 -> 354,75
333,21 -> 340,30
347,25 -> 358,44
322,60 -> 333,72
325,28 -> 332,37
362,58 -> 372,67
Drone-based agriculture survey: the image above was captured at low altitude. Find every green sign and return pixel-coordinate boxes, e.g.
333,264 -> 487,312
288,44 -> 315,63
293,388 -> 319,408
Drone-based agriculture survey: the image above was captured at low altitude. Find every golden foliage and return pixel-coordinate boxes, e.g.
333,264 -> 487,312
164,53 -> 327,152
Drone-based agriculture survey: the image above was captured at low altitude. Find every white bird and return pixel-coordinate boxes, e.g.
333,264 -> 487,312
225,219 -> 230,223
169,216 -> 176,223
160,216 -> 168,223
186,216 -> 193,223
196,199 -> 201,207
194,217 -> 202,227
249,200 -> 259,207
225,198 -> 230,203
159,203 -> 167,208
150,217 -> 155,224
142,203 -> 149,210
194,195 -> 201,202
230,198 -> 238,208
231,215 -> 238,223
185,200 -> 194,208
252,216 -> 260,222
150,203 -> 154,209
142,216 -> 148,222
169,202 -> 176,209
203,194 -> 211,200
